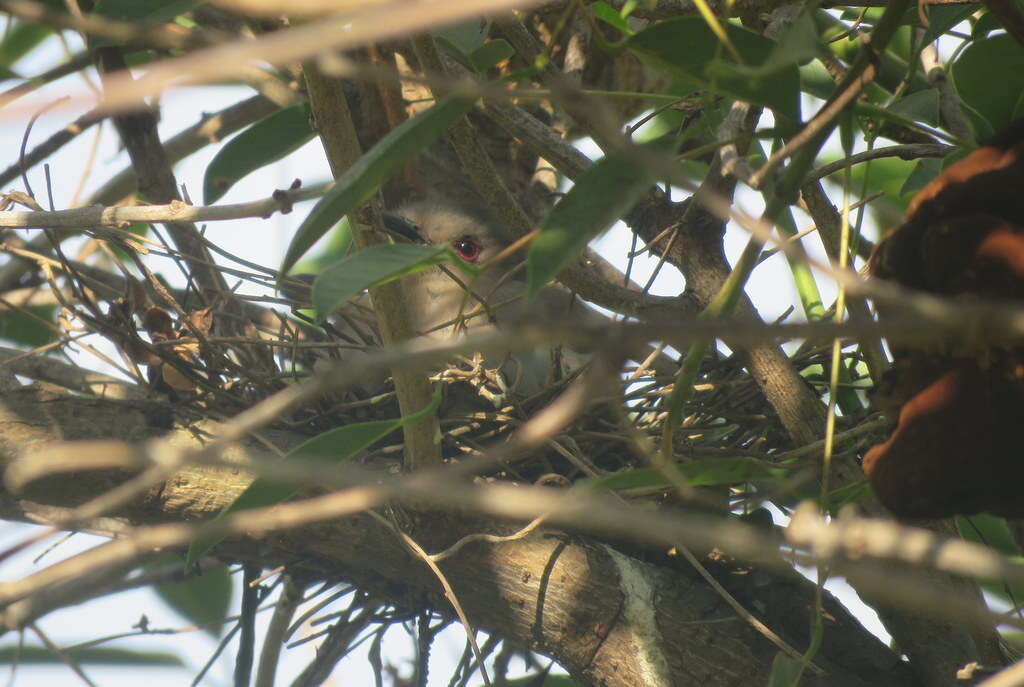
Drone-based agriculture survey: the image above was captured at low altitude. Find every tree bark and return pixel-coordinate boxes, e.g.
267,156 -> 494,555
0,387 -> 913,686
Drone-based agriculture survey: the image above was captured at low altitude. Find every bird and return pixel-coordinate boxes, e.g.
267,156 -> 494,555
863,119 -> 1024,519
284,197 -> 674,406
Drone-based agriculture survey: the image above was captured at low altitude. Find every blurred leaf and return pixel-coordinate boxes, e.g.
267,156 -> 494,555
527,148 -> 657,299
0,644 -> 183,666
972,10 -> 1003,39
888,89 -> 940,127
504,674 -> 579,686
956,514 -> 1024,605
0,306 -> 56,347
768,652 -> 806,687
952,33 -> 1024,134
92,0 -> 202,48
745,7 -> 821,75
592,1 -> 632,34
291,216 -> 353,276
280,96 -> 475,277
434,17 -> 491,55
922,5 -> 975,43
92,0 -> 200,24
312,243 -> 450,319
626,17 -> 800,121
203,103 -> 314,204
470,39 -> 515,71
899,157 -> 942,197
586,458 -> 789,492
848,154 -> 918,215
956,513 -> 1020,556
154,564 -> 232,637
0,21 -> 52,76
827,480 -> 872,511
434,36 -> 476,72
186,393 -> 441,564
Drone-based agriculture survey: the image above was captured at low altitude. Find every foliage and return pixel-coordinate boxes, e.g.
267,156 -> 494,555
0,1 -> 1022,686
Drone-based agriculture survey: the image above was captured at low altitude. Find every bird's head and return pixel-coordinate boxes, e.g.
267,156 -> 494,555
385,200 -> 516,269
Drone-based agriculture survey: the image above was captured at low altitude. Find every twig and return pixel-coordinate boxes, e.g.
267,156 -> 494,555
370,510 -> 492,686
807,143 -> 952,182
28,623 -> 96,687
255,574 -> 305,687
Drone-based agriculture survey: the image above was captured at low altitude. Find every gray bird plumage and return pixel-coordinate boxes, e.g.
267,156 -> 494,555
289,199 -> 673,401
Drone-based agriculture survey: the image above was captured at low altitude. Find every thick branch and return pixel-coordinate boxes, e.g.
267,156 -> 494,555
0,388 -> 909,687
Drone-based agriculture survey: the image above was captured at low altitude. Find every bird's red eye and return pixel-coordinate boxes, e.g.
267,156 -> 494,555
453,235 -> 481,262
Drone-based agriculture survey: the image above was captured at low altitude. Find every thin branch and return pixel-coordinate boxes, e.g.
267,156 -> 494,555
807,143 -> 952,182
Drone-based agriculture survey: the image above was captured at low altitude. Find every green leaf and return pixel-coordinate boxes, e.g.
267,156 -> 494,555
91,0 -> 203,48
279,96 -> 476,277
626,17 -> 800,121
0,306 -> 56,347
203,103 -> 313,204
0,21 -> 52,74
956,514 -> 1024,605
527,149 -> 656,299
312,243 -> 450,319
291,216 -> 354,276
434,17 -> 491,56
504,674 -> 579,687
899,157 -> 941,197
972,10 -> 1003,40
742,8 -> 822,76
92,0 -> 200,24
768,652 -> 806,687
952,33 -> 1024,134
187,393 -> 441,564
888,89 -> 940,127
922,5 -> 975,43
470,39 -> 515,72
826,480 -> 872,511
592,1 -> 632,34
585,458 -> 789,492
0,644 -> 184,666
154,563 -> 232,637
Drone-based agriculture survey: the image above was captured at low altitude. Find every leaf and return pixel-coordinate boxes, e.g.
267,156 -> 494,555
899,157 -> 941,197
586,458 -> 789,492
768,651 -> 806,687
922,5 -> 975,43
91,0 -> 203,48
743,8 -> 821,76
592,1 -> 632,34
290,216 -> 354,276
0,21 -> 52,75
888,89 -> 940,127
434,17 -> 491,56
203,103 -> 314,204
154,563 -> 232,636
0,644 -> 183,666
504,674 -> 579,686
186,393 -> 441,564
0,306 -> 56,347
312,243 -> 450,319
92,0 -> 200,24
527,149 -> 656,299
279,96 -> 476,277
626,17 -> 800,121
955,514 -> 1024,604
951,33 -> 1024,134
470,39 -> 515,72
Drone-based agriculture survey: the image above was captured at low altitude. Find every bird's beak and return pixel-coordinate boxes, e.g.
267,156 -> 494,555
381,211 -> 426,244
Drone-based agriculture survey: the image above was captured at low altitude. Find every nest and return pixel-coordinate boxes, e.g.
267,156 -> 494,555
61,258 -> 870,512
